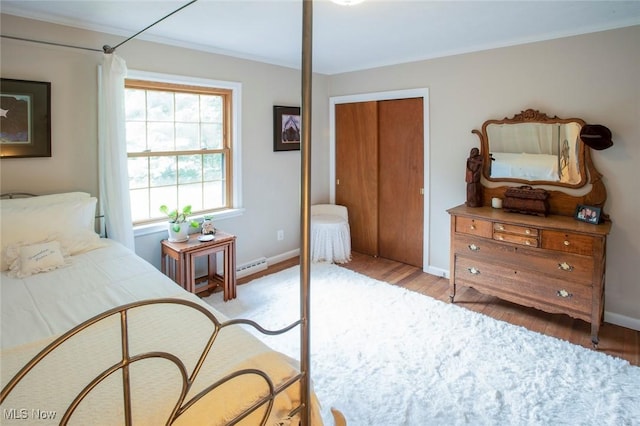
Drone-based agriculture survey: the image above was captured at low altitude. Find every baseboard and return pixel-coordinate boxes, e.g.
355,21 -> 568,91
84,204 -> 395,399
604,311 -> 640,332
266,249 -> 299,267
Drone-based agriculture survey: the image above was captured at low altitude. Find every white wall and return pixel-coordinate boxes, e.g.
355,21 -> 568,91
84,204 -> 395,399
327,26 -> 640,329
1,14 -> 638,329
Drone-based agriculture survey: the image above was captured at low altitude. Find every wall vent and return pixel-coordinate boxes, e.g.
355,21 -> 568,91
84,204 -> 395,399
236,257 -> 268,278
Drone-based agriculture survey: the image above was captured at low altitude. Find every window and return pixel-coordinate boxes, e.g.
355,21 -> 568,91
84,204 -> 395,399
124,76 -> 238,225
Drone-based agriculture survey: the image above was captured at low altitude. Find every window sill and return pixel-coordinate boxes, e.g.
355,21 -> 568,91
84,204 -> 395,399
133,208 -> 245,238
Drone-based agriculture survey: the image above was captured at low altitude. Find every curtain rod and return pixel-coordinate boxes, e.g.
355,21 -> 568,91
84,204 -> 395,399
1,0 -> 198,54
0,34 -> 103,52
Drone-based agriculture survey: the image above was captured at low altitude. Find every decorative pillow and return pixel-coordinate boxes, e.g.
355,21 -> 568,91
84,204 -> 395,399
6,241 -> 69,278
0,197 -> 104,271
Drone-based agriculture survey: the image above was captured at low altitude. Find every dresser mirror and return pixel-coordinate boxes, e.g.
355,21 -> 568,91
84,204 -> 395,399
473,109 -> 607,217
475,109 -> 586,188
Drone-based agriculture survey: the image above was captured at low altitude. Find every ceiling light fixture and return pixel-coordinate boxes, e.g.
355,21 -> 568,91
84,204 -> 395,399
331,0 -> 366,5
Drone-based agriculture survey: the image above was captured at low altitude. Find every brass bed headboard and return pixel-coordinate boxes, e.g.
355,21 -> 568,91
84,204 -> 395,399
0,192 -> 38,199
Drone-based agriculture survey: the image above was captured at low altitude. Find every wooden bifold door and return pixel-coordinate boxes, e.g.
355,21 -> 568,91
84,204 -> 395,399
335,97 -> 424,268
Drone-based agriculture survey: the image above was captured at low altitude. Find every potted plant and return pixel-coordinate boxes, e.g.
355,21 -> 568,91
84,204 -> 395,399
160,204 -> 199,242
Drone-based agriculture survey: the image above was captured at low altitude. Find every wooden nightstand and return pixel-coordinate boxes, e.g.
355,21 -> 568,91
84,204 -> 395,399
161,231 -> 237,301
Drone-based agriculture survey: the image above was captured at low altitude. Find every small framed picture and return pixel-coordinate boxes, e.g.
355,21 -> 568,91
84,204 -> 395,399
0,78 -> 52,158
575,204 -> 601,224
273,105 -> 301,151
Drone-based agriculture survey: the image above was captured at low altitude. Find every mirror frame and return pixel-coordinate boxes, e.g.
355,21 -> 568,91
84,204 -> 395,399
475,109 -> 586,188
473,109 -> 608,217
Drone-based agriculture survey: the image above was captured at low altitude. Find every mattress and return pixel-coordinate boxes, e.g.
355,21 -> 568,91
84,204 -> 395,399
0,239 -> 322,425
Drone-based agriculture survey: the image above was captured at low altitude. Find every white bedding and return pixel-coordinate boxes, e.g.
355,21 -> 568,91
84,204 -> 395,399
1,239 -> 323,425
490,152 -> 559,181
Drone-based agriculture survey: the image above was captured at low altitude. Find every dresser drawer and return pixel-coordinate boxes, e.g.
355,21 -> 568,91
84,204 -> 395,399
454,256 -> 592,320
541,230 -> 596,256
453,235 -> 594,283
453,234 -> 515,258
493,232 -> 539,248
455,216 -> 492,238
493,222 -> 539,237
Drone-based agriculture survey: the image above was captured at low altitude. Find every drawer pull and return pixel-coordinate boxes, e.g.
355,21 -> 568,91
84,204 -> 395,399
563,240 -> 570,246
524,240 -> 531,246
468,244 -> 480,252
470,224 -> 476,230
467,267 -> 480,275
525,229 -> 531,235
497,225 -> 504,231
497,235 -> 504,241
558,262 -> 574,272
556,289 -> 573,298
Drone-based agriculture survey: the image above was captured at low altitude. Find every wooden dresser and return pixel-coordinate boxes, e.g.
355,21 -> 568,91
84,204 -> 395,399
447,204 -> 611,346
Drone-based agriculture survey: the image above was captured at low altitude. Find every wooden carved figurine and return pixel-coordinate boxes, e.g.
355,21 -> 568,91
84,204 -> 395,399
466,147 -> 483,207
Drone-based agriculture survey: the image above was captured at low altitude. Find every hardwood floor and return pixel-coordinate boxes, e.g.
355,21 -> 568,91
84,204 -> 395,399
238,252 -> 640,366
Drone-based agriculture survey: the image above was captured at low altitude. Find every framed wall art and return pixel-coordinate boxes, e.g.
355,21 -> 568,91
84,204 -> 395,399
0,78 -> 52,158
574,204 -> 601,224
273,105 -> 301,151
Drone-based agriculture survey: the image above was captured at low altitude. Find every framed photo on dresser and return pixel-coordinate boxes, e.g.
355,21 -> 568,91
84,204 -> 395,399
575,204 -> 601,224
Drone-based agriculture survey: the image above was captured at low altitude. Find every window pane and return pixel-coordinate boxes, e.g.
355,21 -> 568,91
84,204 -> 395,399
148,122 -> 174,151
200,95 -> 222,122
128,157 -> 148,189
125,89 -> 146,120
126,122 -> 147,152
175,123 -> 200,150
150,156 -> 176,187
204,153 -> 223,181
151,186 -> 177,219
147,91 -> 174,122
201,123 -> 223,149
175,93 -> 199,122
179,183 -> 203,212
130,188 -> 150,222
204,181 -> 225,209
178,154 -> 202,184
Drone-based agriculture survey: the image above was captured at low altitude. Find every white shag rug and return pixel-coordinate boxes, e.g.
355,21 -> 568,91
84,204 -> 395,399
204,263 -> 640,426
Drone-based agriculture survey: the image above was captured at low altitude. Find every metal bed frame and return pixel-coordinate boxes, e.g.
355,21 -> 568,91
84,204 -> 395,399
1,298 -> 304,425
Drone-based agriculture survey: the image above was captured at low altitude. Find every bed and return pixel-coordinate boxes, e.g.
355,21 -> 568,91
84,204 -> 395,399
489,151 -> 560,181
0,192 -> 325,425
486,121 -> 581,184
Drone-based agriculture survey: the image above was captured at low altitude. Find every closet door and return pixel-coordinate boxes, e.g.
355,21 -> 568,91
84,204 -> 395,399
335,101 -> 379,256
378,98 -> 424,267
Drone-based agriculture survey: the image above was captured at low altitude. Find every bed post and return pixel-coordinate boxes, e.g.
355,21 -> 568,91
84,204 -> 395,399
300,0 -> 313,425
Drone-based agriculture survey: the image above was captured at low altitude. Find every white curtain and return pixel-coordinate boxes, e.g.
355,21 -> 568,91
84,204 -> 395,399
98,53 -> 135,251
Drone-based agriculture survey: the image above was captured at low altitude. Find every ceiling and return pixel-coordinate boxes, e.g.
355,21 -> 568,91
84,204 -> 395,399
2,0 -> 640,75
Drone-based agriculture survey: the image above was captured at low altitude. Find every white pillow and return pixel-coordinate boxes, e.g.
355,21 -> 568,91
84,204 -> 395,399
6,241 -> 69,278
0,192 -> 90,208
0,197 -> 105,271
